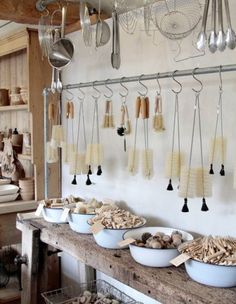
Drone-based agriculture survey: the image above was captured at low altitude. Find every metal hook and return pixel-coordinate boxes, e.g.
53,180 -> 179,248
138,74 -> 148,97
92,81 -> 101,99
65,88 -> 74,101
156,73 -> 161,95
192,68 -> 203,93
219,65 -> 223,90
104,79 -> 113,99
77,85 -> 85,101
119,77 -> 129,98
171,70 -> 182,94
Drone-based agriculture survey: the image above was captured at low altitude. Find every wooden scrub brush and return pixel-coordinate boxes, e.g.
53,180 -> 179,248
153,92 -> 165,132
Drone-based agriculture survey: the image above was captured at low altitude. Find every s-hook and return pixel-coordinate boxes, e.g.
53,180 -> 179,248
138,74 -> 148,97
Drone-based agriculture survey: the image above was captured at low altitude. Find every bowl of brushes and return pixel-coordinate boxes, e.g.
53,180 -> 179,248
67,198 -> 103,234
179,236 -> 236,287
123,227 -> 193,267
41,198 -> 70,224
88,205 -> 146,249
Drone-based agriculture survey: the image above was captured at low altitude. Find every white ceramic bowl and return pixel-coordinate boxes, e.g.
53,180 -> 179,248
0,179 -> 11,185
123,227 -> 193,268
42,207 -> 67,224
92,219 -> 146,249
185,259 -> 236,287
68,213 -> 95,234
0,193 -> 19,203
0,184 -> 19,196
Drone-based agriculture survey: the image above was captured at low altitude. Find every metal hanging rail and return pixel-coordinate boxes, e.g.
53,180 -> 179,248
63,64 -> 236,90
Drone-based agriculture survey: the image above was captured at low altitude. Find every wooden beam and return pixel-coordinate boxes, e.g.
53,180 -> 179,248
0,1 -> 80,25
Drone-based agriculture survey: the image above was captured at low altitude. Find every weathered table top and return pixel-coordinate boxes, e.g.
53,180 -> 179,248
17,218 -> 236,304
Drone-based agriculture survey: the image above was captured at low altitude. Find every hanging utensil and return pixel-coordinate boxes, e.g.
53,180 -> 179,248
49,5 -> 74,70
208,0 -> 217,53
165,71 -> 183,191
46,102 -> 59,163
197,0 -> 210,51
209,66 -> 226,176
143,1 -> 152,37
80,1 -> 92,47
224,0 -> 236,49
38,12 -> 52,58
111,3 -> 121,69
216,0 -> 226,52
96,0 -> 111,48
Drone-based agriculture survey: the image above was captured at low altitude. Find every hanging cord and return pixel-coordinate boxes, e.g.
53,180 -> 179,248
197,93 -> 209,212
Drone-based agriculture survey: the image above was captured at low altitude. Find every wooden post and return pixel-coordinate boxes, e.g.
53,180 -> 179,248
18,222 -> 40,304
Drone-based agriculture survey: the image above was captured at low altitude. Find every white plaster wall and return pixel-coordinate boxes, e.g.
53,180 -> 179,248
61,6 -> 236,303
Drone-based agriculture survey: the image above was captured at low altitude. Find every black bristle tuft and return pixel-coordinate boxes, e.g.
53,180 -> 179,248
209,164 -> 214,175
97,165 -> 102,176
71,175 -> 77,185
86,174 -> 92,186
88,165 -> 92,175
182,198 -> 189,213
167,179 -> 173,191
201,198 -> 209,212
220,164 -> 225,176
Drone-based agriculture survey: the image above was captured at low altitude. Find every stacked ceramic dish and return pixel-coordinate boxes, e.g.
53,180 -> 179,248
0,184 -> 19,203
123,227 -> 193,267
19,178 -> 35,201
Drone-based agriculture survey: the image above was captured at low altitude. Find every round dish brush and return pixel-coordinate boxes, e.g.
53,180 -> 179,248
153,93 -> 165,132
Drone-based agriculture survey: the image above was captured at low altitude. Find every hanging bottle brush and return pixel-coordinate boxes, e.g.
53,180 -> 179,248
142,96 -> 153,179
128,96 -> 141,174
209,66 -> 226,176
70,99 -> 87,185
61,101 -> 70,164
46,101 -> 59,163
165,72 -> 183,191
102,100 -> 115,128
153,74 -> 165,132
85,84 -> 103,185
179,70 -> 212,213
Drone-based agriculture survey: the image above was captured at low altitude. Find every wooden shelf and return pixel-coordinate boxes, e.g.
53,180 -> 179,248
18,154 -> 31,161
0,104 -> 28,112
16,218 -> 236,304
0,200 -> 37,215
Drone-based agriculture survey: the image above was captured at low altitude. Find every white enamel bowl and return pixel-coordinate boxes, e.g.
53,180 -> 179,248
91,218 -> 146,249
42,207 -> 67,224
68,213 -> 95,234
123,227 -> 193,268
185,259 -> 236,287
0,184 -> 19,196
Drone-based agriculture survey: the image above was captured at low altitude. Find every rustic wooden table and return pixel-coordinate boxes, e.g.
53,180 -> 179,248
16,218 -> 236,304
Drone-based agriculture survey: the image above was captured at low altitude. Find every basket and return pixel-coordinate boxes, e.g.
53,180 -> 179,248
41,280 -> 141,304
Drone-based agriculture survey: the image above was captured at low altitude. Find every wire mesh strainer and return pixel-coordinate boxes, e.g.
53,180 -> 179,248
152,0 -> 202,40
116,0 -> 139,34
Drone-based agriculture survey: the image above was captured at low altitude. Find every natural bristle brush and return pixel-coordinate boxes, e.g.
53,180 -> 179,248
117,78 -> 131,152
46,101 -> 59,163
165,71 -> 183,191
103,80 -> 115,128
153,74 -> 165,132
70,91 -> 87,185
85,83 -> 103,185
209,66 -> 226,176
179,69 -> 212,213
